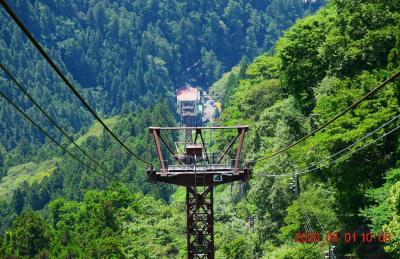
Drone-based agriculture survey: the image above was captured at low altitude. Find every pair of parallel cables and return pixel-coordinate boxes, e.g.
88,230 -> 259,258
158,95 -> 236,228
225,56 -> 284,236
1,0 -> 152,182
2,0 -> 400,180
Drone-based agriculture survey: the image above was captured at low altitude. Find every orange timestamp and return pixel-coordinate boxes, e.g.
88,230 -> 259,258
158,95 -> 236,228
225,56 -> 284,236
295,231 -> 391,243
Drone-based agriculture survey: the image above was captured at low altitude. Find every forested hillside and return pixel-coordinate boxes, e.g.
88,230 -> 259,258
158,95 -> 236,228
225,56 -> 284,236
211,0 -> 400,257
3,0 -> 400,258
0,0 -> 328,257
0,0 -> 324,153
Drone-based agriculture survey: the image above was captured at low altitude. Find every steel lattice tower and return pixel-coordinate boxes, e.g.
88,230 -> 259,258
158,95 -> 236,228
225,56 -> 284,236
148,126 -> 251,258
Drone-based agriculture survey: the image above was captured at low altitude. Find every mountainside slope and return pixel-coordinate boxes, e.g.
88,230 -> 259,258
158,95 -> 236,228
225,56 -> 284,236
0,159 -> 59,199
0,0 -> 325,155
214,0 -> 400,257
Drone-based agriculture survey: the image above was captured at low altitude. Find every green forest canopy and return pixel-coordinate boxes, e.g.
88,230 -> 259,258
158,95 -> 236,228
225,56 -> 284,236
2,0 -> 400,258
210,0 -> 400,257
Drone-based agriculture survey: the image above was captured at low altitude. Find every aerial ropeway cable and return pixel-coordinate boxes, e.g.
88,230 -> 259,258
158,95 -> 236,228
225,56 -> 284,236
252,70 -> 400,163
0,0 -> 152,166
258,112 -> 400,177
0,62 -> 116,179
0,90 -> 122,182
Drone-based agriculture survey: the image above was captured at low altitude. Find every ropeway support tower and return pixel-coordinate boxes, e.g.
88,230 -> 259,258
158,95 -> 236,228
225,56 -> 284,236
147,126 -> 251,258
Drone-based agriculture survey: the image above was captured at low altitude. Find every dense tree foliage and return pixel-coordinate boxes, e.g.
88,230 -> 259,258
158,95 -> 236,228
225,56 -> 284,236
211,0 -> 400,257
1,185 -> 185,258
0,101 -> 176,233
0,0 -> 324,154
0,1 -> 325,256
5,0 -> 400,258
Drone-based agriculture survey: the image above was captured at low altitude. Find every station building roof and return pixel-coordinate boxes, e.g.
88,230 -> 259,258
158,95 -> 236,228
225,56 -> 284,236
177,85 -> 200,102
